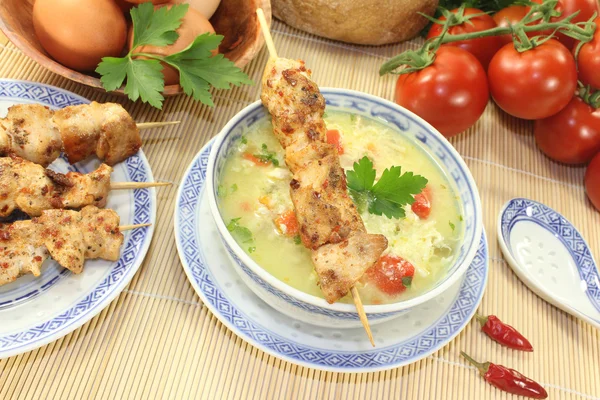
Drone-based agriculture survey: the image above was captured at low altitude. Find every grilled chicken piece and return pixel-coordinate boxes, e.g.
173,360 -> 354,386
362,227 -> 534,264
80,206 -> 123,261
53,102 -> 142,165
261,57 -> 388,303
0,156 -> 112,217
0,104 -> 62,167
0,156 -> 56,217
312,231 -> 388,303
0,206 -> 124,285
261,58 -> 327,150
50,164 -> 112,210
36,209 -> 86,273
290,152 -> 365,249
285,141 -> 335,174
0,220 -> 48,285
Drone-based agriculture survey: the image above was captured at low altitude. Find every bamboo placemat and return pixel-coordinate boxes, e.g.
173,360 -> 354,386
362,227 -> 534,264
0,20 -> 599,400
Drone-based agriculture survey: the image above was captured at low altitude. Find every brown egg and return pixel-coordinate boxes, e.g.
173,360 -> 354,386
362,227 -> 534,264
128,4 -> 215,86
33,0 -> 127,72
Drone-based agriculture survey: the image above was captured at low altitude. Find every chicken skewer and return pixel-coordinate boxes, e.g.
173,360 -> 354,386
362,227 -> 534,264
257,9 -> 386,346
0,205 -> 150,286
0,102 -> 179,167
0,156 -> 170,217
137,121 -> 181,130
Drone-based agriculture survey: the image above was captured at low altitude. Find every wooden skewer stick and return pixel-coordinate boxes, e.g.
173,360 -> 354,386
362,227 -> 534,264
351,287 -> 375,346
136,121 -> 181,130
110,181 -> 172,190
257,8 -> 277,59
256,7 -> 375,346
120,223 -> 152,231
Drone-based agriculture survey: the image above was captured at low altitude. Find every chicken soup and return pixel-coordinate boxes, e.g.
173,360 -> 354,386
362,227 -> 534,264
217,112 -> 463,305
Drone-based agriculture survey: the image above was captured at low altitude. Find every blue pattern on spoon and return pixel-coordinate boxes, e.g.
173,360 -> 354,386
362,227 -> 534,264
498,198 -> 600,328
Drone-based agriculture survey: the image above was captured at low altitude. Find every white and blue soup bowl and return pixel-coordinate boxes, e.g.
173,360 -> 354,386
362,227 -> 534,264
207,89 -> 484,328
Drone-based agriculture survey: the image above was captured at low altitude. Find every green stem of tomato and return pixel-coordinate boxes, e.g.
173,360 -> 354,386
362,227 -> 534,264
380,3 -> 596,75
590,91 -> 600,109
579,84 -> 600,109
435,21 -> 590,44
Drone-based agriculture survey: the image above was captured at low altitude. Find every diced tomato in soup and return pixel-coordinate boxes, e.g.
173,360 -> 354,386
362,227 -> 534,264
412,186 -> 431,219
366,255 -> 415,296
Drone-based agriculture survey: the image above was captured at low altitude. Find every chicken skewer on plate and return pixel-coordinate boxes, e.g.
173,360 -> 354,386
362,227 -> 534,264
0,102 -> 178,167
256,9 -> 387,345
0,156 -> 169,217
0,205 -> 149,286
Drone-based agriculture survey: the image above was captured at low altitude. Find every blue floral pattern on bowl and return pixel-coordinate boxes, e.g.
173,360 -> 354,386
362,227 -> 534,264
174,139 -> 490,371
206,89 -> 483,325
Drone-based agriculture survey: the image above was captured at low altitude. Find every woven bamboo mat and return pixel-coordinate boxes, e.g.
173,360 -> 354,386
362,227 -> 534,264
1,20 -> 599,400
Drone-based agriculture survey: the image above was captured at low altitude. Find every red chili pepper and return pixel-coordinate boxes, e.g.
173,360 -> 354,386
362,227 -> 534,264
461,352 -> 548,399
475,313 -> 533,351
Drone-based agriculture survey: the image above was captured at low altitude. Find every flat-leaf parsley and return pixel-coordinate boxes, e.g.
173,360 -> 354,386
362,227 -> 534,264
96,3 -> 253,109
346,156 -> 428,219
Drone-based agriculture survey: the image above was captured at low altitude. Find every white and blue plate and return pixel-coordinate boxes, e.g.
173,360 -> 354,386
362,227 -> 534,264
498,198 -> 600,329
175,139 -> 489,372
0,80 -> 156,358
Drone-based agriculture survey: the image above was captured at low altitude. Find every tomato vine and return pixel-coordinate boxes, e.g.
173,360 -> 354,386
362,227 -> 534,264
380,0 -> 597,75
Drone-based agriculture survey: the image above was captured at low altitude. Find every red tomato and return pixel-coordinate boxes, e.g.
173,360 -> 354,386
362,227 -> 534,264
493,5 -> 552,45
394,46 -> 489,138
488,39 -> 577,120
534,96 -> 600,164
530,0 -> 600,49
411,187 -> 431,219
574,17 -> 600,89
366,255 -> 415,296
585,153 -> 600,211
326,129 -> 344,154
427,8 -> 503,69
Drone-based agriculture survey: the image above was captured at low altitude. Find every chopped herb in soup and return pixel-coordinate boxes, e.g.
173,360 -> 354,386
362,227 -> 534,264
217,112 -> 463,305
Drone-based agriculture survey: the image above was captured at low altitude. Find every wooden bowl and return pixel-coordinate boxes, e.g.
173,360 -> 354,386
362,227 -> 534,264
0,0 -> 271,96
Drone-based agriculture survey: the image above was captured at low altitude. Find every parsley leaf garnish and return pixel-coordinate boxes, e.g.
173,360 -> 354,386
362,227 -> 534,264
293,235 -> 302,245
227,218 -> 254,245
96,3 -> 253,109
217,183 -> 238,198
347,156 -> 376,192
131,3 -> 188,48
402,276 -> 413,288
346,156 -> 428,219
253,144 -> 280,167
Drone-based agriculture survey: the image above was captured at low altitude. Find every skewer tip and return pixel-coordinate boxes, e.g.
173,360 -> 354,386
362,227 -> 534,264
111,181 -> 172,190
137,121 -> 181,130
256,8 -> 278,59
119,223 -> 152,232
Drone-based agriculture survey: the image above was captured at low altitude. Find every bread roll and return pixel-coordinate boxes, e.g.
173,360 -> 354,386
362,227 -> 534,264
272,0 -> 438,45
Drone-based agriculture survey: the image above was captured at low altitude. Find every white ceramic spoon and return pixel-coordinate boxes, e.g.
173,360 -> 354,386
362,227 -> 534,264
498,198 -> 600,329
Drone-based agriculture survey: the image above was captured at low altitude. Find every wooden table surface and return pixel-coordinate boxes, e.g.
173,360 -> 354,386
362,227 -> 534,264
0,22 -> 599,400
